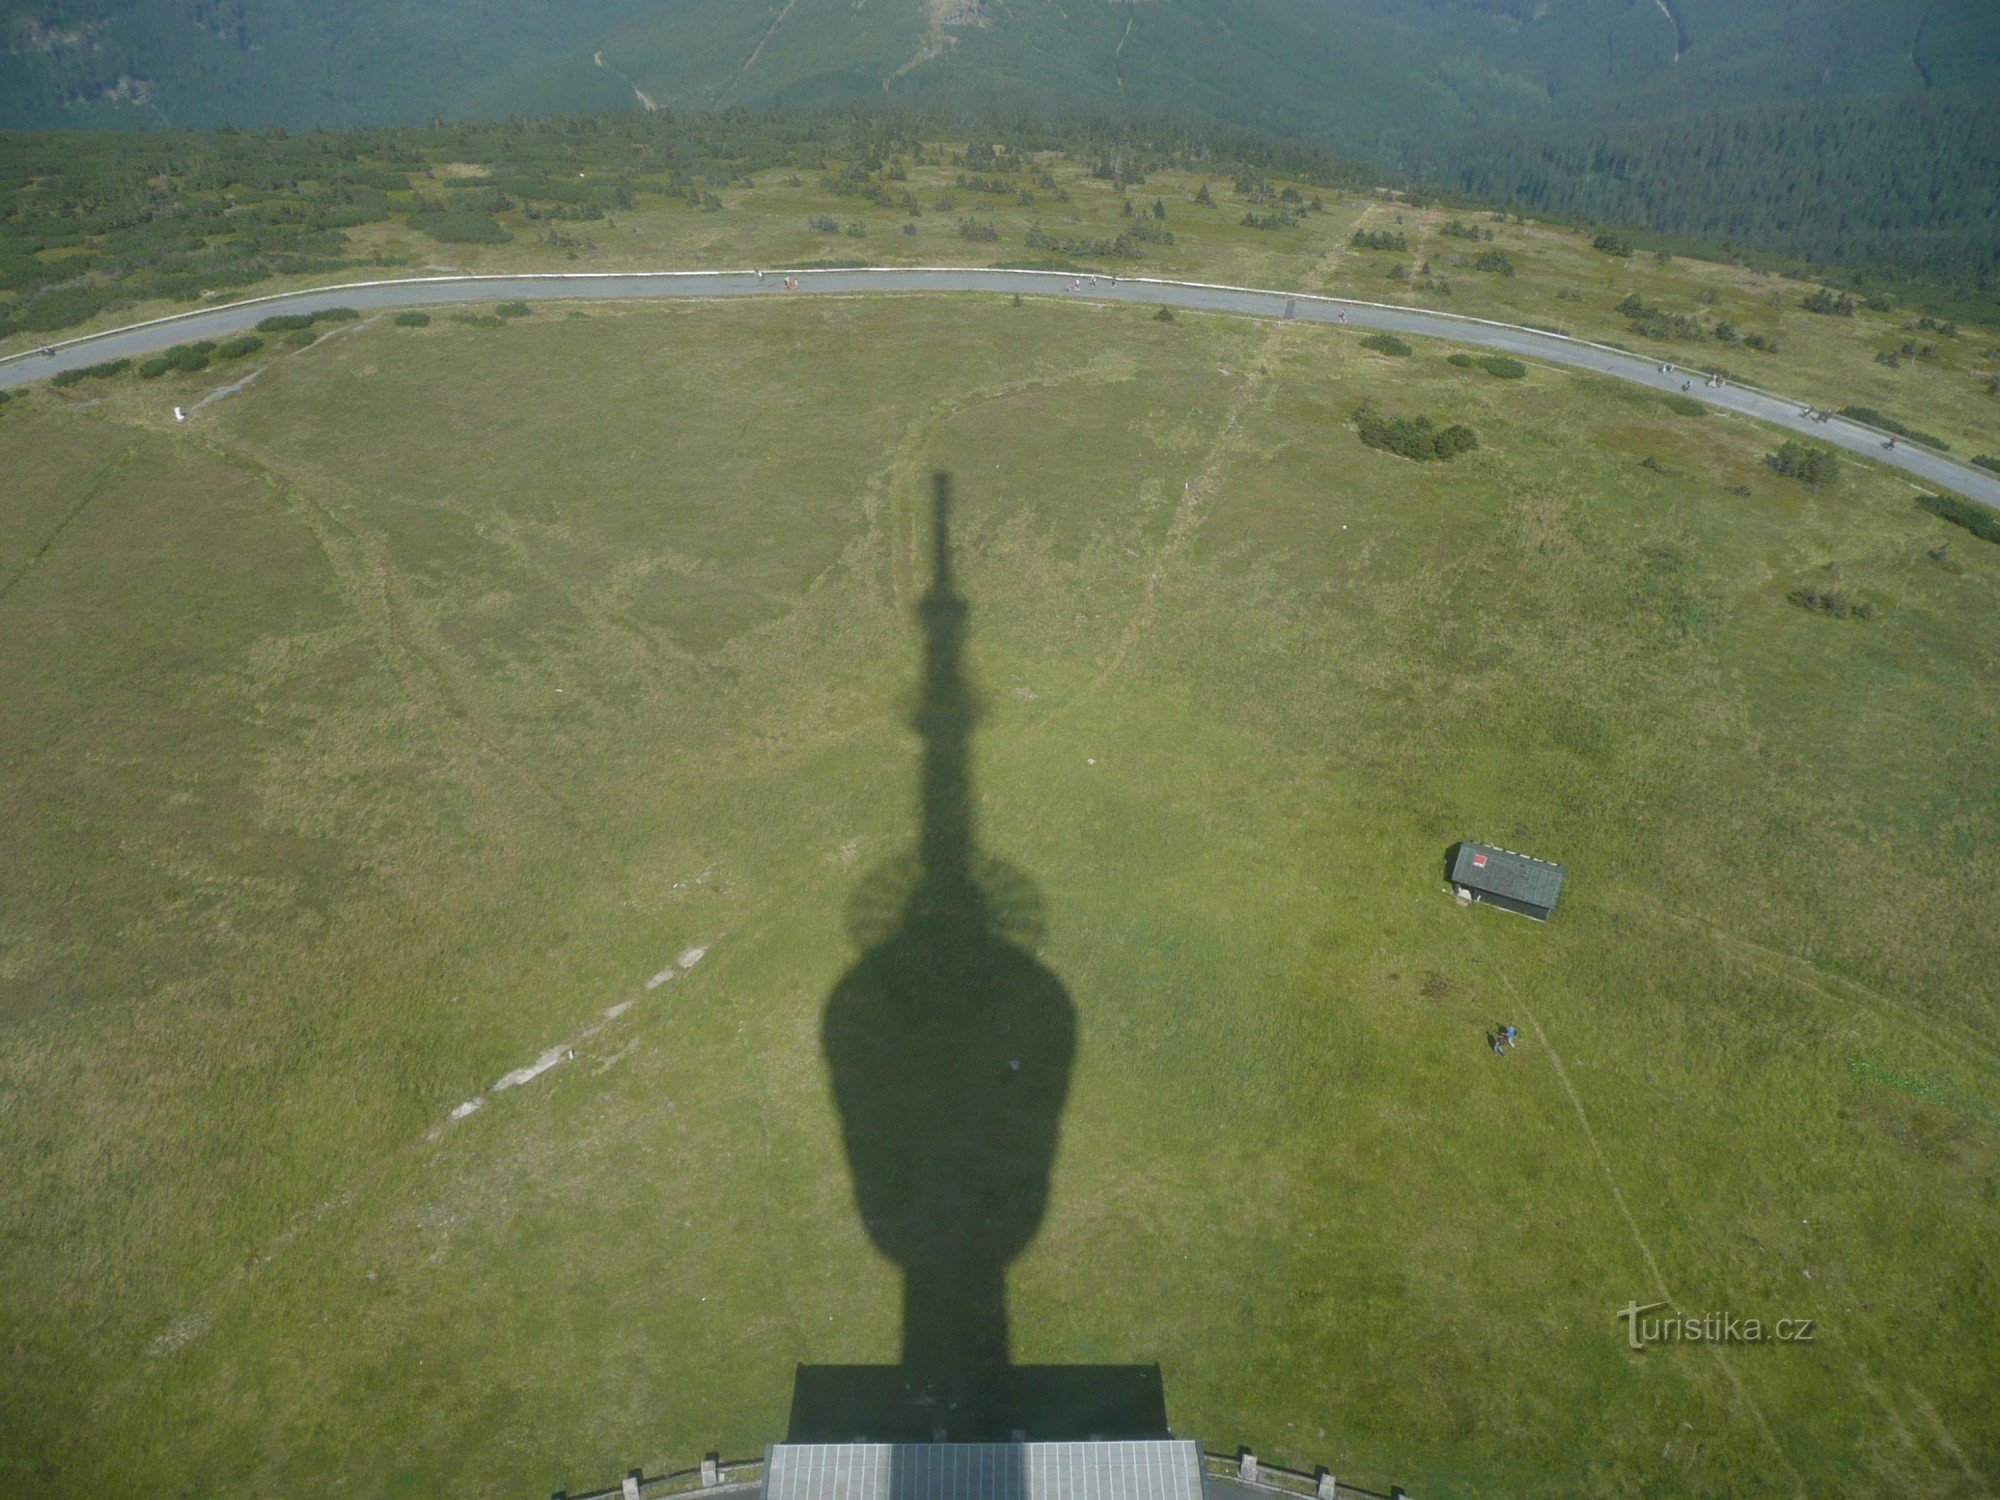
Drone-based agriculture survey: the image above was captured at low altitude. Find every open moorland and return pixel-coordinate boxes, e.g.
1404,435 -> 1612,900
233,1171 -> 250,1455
3,279 -> 1998,1497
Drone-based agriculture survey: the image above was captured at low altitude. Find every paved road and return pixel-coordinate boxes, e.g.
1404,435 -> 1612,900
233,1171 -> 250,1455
5,266 -> 1995,511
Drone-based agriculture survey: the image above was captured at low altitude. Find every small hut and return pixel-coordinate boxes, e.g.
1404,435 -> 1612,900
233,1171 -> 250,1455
1450,842 -> 1565,922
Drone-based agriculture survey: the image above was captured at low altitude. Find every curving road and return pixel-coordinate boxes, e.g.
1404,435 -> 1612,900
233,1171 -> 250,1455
4,266 -> 1996,512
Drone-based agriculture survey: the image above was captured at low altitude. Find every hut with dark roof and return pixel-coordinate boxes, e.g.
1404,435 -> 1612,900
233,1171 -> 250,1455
1449,842 -> 1565,922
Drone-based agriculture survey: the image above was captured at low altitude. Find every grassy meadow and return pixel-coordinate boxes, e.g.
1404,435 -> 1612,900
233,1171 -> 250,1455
2,292 -> 1998,1498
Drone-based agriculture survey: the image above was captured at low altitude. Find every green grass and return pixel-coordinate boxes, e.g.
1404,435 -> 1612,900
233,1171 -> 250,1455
1,297 -> 1997,1498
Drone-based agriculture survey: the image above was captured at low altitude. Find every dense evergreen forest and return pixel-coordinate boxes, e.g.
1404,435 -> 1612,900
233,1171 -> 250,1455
1417,91 -> 2000,297
3,2 -> 1995,294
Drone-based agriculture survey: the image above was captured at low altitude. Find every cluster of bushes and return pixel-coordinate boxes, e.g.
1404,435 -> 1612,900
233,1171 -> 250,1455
1801,288 -> 1857,316
1616,292 -> 1706,341
255,307 -> 358,333
1591,231 -> 1635,257
1021,225 -> 1150,258
495,301 -> 532,319
1918,491 -> 2000,544
1360,333 -> 1412,357
1354,405 -> 1479,462
1787,584 -> 1874,620
1439,219 -> 1485,241
957,218 -> 999,242
1971,455 -> 2000,476
137,337 -> 251,377
1471,249 -> 1515,275
393,311 -> 431,327
1837,406 -> 1951,451
51,357 -> 129,388
1741,330 -> 1780,352
1241,209 -> 1297,230
1352,229 -> 1409,251
1447,351 -> 1526,378
1770,440 -> 1840,486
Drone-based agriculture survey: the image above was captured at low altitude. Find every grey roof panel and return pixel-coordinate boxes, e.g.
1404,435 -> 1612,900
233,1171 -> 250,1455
763,1440 -> 1203,1500
1453,842 -> 1565,911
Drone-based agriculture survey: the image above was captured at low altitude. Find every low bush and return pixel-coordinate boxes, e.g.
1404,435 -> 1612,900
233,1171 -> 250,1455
1471,250 -> 1515,276
393,311 -> 431,327
1770,441 -> 1839,486
1350,229 -> 1408,251
1801,287 -> 1856,316
1360,333 -> 1412,357
314,306 -> 360,323
137,340 -> 218,377
1971,455 -> 2000,476
50,357 -> 129,388
1662,394 -> 1706,417
257,313 -> 315,333
1787,584 -> 1874,619
1447,353 -> 1474,368
1153,306 -> 1175,322
217,335 -> 262,359
495,301 -> 532,318
1354,405 -> 1479,462
1917,492 -> 2000,545
1477,355 -> 1526,378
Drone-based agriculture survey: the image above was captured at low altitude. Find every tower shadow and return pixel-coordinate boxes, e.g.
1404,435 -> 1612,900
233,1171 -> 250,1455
792,474 -> 1166,1444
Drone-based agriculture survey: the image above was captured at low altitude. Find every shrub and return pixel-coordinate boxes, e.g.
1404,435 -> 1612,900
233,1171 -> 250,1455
1354,405 -> 1479,462
1472,250 -> 1515,276
1351,229 -> 1408,251
314,306 -> 360,323
1770,441 -> 1839,486
1591,232 -> 1634,257
1447,352 -> 1474,368
1787,584 -> 1874,619
1971,455 -> 2000,476
217,335 -> 262,359
957,218 -> 998,242
1662,394 -> 1706,417
1917,492 -> 2000,544
393,311 -> 431,327
257,313 -> 316,333
283,328 -> 320,346
1360,333 -> 1412,357
1153,306 -> 1175,322
808,215 -> 840,233
495,301 -> 532,318
51,357 -> 130,388
1477,355 -> 1526,378
136,341 -> 215,377
1801,288 -> 1856,316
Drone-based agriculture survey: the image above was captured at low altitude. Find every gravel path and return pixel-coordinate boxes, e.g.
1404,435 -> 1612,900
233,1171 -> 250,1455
5,266 -> 1995,511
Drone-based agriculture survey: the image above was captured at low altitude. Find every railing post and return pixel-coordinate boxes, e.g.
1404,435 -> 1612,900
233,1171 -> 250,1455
1238,1449 -> 1258,1483
701,1453 -> 720,1487
624,1469 -> 644,1500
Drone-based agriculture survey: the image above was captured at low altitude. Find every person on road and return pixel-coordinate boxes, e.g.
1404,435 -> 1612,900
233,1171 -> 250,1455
1887,435 -> 1898,450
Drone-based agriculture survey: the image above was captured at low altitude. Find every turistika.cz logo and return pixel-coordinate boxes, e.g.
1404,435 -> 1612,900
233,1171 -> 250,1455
1616,1301 -> 1816,1350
